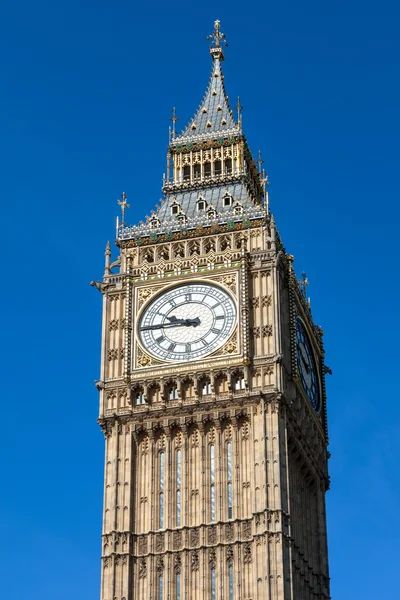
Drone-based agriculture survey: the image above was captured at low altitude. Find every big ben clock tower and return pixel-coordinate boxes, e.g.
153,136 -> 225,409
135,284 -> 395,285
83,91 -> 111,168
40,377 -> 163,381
92,20 -> 331,600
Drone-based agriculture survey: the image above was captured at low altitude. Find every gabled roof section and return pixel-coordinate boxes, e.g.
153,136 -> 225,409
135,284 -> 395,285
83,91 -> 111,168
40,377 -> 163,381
174,21 -> 239,143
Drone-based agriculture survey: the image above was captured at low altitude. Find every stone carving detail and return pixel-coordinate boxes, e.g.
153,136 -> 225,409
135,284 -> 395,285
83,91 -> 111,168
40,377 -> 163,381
174,553 -> 182,573
156,533 -> 164,552
213,273 -> 237,296
173,531 -> 182,550
108,348 -> 119,361
156,556 -> 164,573
262,324 -> 273,337
174,430 -> 183,448
210,330 -> 238,357
209,548 -> 217,568
226,545 -> 234,563
252,297 -> 260,308
243,543 -> 252,564
264,365 -> 274,376
191,528 -> 199,546
226,523 -> 234,542
191,428 -> 200,447
243,520 -> 252,539
252,326 -> 260,338
224,423 -> 233,441
141,435 -> 149,455
109,319 -> 119,331
98,418 -> 114,438
262,295 -> 272,307
138,557 -> 147,578
137,287 -> 153,309
103,557 -> 111,568
241,420 -> 250,440
119,348 -> 125,359
208,525 -> 217,544
139,535 -> 147,554
208,427 -> 216,444
137,345 -> 163,368
191,550 -> 199,571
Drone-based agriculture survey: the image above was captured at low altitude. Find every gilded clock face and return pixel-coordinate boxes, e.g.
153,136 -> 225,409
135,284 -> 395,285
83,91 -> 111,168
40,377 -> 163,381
138,282 -> 236,363
295,317 -> 320,411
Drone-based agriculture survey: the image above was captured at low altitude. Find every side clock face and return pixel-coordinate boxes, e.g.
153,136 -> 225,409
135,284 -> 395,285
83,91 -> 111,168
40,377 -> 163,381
138,282 -> 236,363
295,317 -> 320,412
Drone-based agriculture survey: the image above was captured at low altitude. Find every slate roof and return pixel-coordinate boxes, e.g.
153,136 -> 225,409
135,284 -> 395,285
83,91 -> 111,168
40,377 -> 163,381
174,51 -> 239,142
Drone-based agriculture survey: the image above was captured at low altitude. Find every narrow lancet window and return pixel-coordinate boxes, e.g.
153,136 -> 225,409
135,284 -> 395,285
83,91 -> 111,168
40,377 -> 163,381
159,452 -> 165,528
159,574 -> 163,600
210,444 -> 215,521
211,567 -> 216,600
176,572 -> 181,600
229,564 -> 234,600
176,449 -> 181,526
227,442 -> 233,519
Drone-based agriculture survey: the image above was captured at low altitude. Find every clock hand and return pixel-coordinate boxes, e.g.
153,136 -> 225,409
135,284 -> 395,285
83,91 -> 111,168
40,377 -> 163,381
140,318 -> 201,332
299,348 -> 310,374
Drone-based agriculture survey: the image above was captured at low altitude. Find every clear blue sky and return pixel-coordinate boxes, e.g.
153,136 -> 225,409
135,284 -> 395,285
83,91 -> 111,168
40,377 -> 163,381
0,1 -> 399,598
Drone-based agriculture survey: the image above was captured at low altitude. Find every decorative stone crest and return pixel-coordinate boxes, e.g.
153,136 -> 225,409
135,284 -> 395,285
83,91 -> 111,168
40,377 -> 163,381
208,525 -> 217,544
173,531 -> 182,550
243,543 -> 252,563
191,550 -> 199,571
138,557 -> 147,578
156,533 -> 164,552
190,528 -> 199,546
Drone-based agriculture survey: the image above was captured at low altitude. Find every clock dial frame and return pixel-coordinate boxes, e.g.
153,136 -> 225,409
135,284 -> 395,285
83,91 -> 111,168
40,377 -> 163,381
295,317 -> 321,412
138,282 -> 237,363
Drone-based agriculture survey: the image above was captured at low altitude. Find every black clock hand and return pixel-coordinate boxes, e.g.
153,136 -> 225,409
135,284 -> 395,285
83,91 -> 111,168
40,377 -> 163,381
299,348 -> 310,373
140,317 -> 200,331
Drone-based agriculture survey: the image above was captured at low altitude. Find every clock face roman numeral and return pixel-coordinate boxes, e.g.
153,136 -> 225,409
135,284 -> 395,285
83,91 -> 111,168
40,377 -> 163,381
139,282 -> 236,363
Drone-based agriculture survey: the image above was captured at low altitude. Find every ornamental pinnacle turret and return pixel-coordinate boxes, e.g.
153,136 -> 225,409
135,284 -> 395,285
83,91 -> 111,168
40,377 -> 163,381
93,20 -> 331,600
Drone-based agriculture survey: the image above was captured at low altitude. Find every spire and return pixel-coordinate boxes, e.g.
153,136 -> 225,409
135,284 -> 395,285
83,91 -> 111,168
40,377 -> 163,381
175,20 -> 237,141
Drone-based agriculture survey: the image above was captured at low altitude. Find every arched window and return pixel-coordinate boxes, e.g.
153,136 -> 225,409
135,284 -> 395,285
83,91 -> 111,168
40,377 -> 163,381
202,380 -> 212,395
225,158 -> 232,175
214,160 -> 222,177
227,442 -> 233,519
135,391 -> 146,405
210,444 -> 215,521
193,164 -> 201,180
176,449 -> 181,526
169,384 -> 179,400
159,452 -> 165,529
183,165 -> 190,181
234,376 -> 245,391
176,572 -> 181,600
204,162 -> 211,179
159,574 -> 163,600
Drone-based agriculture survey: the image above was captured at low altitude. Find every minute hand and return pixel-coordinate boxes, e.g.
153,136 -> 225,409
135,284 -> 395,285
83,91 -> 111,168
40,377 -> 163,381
140,318 -> 200,331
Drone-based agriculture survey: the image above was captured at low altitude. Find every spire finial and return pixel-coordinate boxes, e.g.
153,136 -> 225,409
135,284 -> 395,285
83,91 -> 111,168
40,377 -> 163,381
235,96 -> 243,128
300,272 -> 309,297
206,20 -> 228,49
117,192 -> 130,227
257,150 -> 264,172
170,107 -> 179,139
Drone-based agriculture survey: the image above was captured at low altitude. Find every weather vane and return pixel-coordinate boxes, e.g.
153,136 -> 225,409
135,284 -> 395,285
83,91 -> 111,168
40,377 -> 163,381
117,192 -> 130,227
206,19 -> 228,48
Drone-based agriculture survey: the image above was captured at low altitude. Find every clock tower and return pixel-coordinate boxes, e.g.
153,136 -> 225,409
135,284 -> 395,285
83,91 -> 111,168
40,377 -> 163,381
93,20 -> 331,600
